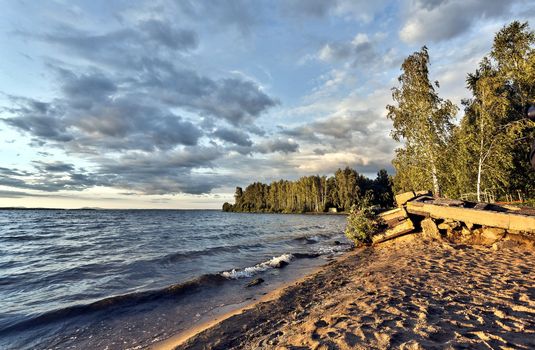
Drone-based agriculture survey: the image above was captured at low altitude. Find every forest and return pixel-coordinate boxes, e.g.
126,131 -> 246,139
222,168 -> 394,213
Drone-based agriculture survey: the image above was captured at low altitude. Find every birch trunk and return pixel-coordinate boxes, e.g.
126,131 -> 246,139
477,157 -> 483,202
430,160 -> 440,198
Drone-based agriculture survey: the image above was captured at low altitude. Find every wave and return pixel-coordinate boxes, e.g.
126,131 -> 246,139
220,251 -> 326,279
315,243 -> 353,255
292,232 -> 333,243
0,273 -> 227,335
158,243 -> 264,264
1,241 -> 350,335
0,234 -> 63,242
220,253 -> 294,279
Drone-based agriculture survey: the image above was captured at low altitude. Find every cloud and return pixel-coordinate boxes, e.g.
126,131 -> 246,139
0,190 -> 32,199
3,88 -> 203,152
1,7 -> 279,196
280,0 -> 388,22
149,74 -> 278,125
0,165 -> 98,193
317,33 -> 383,68
281,0 -> 337,18
281,110 -> 378,145
33,161 -> 75,173
0,147 -> 227,195
256,137 -> 300,154
212,128 -> 253,147
41,19 -> 198,62
173,0 -> 259,34
95,147 -> 225,194
140,19 -> 198,50
399,0 -> 515,43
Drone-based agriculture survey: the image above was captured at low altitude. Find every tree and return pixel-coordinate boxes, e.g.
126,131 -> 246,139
387,46 -> 458,197
221,168 -> 395,213
491,21 -> 535,199
372,169 -> 394,208
453,21 -> 535,201
462,58 -> 511,201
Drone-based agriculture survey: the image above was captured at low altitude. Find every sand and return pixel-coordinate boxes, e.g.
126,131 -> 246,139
157,234 -> 535,350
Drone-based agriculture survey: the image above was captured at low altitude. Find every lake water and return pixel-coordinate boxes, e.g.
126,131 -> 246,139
0,209 -> 349,349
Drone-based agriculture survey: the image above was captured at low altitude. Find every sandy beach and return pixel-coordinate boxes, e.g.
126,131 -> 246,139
158,234 -> 535,350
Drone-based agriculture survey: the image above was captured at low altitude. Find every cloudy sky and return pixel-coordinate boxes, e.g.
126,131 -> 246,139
0,0 -> 534,208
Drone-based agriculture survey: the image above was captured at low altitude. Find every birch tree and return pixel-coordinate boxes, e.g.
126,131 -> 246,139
455,21 -> 535,200
387,47 -> 458,196
462,59 -> 511,201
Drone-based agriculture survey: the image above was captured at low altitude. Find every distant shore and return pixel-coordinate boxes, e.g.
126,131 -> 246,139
154,234 -> 535,350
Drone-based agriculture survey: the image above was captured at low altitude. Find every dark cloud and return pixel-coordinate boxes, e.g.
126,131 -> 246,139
0,147 -> 226,195
41,19 -> 198,63
2,96 -> 72,142
3,89 -> 203,152
141,65 -> 278,125
60,70 -> 117,109
95,147 -> 225,194
0,190 -> 31,198
33,161 -> 75,173
256,138 -> 299,154
400,0 -> 516,43
0,167 -> 98,193
212,128 -> 253,147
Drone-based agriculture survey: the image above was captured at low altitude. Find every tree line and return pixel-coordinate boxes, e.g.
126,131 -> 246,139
389,21 -> 535,201
222,168 -> 394,213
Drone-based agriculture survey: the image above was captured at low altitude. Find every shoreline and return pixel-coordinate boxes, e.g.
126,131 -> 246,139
151,249 -> 360,350
156,234 -> 535,349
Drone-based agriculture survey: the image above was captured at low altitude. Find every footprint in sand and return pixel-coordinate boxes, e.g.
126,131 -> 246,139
314,319 -> 328,328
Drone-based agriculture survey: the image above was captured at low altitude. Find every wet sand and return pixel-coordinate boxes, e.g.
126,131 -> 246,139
157,234 -> 535,350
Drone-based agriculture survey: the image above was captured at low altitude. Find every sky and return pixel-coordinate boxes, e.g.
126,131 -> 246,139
0,0 -> 534,209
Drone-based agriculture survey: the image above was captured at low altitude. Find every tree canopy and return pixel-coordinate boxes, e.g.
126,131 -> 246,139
390,22 -> 535,201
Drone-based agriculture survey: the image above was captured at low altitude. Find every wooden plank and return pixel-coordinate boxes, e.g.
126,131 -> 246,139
395,191 -> 416,207
379,207 -> 408,222
431,199 -> 465,207
406,202 -> 535,233
372,218 -> 415,244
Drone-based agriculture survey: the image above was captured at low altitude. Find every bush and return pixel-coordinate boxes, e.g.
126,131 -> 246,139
345,205 -> 384,245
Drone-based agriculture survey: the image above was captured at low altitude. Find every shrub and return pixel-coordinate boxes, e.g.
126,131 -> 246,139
345,204 -> 384,246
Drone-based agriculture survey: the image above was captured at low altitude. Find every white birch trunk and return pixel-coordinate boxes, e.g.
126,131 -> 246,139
430,160 -> 440,198
477,157 -> 482,202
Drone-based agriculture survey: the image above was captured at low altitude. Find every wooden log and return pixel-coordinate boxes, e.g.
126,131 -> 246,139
406,202 -> 535,233
378,207 -> 408,227
372,218 -> 415,244
431,198 -> 465,207
395,191 -> 416,207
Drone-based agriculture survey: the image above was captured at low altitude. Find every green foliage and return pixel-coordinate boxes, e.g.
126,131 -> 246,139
389,22 -> 535,202
222,167 -> 394,213
445,21 -> 535,200
387,46 -> 458,197
344,196 -> 384,245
